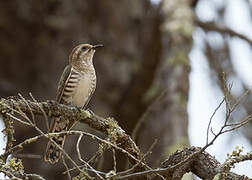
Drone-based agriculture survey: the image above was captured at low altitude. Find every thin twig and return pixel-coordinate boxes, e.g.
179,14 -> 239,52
197,20 -> 252,45
206,98 -> 225,145
62,155 -> 72,180
76,134 -> 105,180
112,148 -> 117,173
111,139 -> 162,179
29,92 -> 49,131
18,93 -> 36,126
131,90 -> 167,142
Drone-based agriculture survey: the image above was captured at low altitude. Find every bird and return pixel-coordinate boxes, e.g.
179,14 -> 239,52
44,43 -> 103,164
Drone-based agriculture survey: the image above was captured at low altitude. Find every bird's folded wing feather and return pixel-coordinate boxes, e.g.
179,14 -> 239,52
56,65 -> 72,103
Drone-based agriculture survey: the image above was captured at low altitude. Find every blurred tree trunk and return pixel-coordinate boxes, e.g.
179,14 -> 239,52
136,0 -> 192,167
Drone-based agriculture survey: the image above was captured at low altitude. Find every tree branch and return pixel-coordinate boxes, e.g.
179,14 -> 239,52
0,96 -> 251,179
196,20 -> 252,45
0,97 -> 143,165
117,147 -> 250,179
161,147 -> 249,180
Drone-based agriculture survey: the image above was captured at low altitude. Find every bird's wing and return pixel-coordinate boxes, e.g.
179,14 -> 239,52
83,83 -> 96,109
56,65 -> 72,103
45,65 -> 72,164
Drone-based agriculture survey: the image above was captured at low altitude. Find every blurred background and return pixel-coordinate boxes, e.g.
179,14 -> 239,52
0,0 -> 251,179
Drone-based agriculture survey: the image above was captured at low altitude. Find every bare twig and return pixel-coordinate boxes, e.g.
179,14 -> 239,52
76,134 -> 104,180
13,154 -> 41,159
29,92 -> 49,131
206,97 -> 225,144
132,90 -> 167,143
62,155 -> 71,180
63,145 -> 106,175
18,93 -> 36,126
111,139 -> 164,179
197,20 -> 252,45
112,148 -> 117,173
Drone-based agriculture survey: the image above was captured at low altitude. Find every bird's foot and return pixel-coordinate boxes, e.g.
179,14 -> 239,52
86,108 -> 95,116
71,105 -> 82,113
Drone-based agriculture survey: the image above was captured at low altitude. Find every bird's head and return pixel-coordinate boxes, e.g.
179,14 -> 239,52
69,43 -> 103,69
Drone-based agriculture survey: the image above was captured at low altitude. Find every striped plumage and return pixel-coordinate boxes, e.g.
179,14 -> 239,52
44,44 -> 103,164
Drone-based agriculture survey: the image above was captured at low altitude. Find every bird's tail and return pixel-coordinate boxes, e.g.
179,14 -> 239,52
44,117 -> 69,164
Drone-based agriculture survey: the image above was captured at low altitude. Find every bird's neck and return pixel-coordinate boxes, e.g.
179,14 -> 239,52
71,63 -> 95,74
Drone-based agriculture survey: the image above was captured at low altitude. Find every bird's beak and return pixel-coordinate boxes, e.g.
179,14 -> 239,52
92,44 -> 104,49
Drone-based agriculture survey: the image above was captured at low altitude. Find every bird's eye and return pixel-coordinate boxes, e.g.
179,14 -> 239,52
81,46 -> 88,51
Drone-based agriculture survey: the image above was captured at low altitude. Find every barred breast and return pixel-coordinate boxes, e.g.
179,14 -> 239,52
61,69 -> 80,105
61,68 -> 96,108
72,75 -> 93,107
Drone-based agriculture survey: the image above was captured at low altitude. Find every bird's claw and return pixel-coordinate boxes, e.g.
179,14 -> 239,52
86,108 -> 95,116
71,105 -> 82,112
